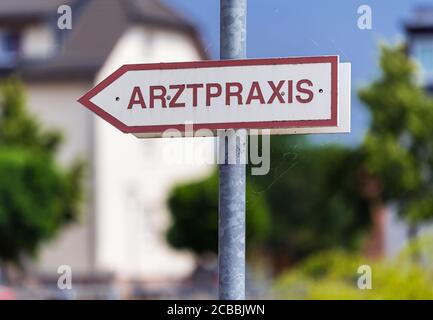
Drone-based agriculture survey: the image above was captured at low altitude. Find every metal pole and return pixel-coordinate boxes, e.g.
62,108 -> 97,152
218,0 -> 247,300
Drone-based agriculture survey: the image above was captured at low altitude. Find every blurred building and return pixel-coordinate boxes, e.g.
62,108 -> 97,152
0,0 -> 213,287
406,6 -> 433,92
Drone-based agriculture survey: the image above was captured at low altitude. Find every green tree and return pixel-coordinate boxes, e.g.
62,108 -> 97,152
359,44 -> 433,231
248,136 -> 368,268
167,172 -> 271,255
167,135 -> 369,268
0,79 -> 83,265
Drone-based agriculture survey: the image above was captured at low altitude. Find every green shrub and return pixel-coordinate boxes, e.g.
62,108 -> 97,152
274,236 -> 433,299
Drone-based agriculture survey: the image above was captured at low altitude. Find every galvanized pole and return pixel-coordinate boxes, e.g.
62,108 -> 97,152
218,0 -> 247,300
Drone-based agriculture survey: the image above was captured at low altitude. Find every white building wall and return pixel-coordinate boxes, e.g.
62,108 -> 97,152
24,82 -> 95,274
21,25 -> 213,280
93,26 -> 213,279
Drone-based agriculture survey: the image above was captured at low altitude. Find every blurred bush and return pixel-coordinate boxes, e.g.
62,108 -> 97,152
274,235 -> 433,299
167,171 -> 271,255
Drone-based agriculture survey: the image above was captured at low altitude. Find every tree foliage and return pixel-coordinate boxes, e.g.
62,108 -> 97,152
167,172 -> 271,255
359,44 -> 433,223
167,135 -> 369,263
0,79 -> 83,264
248,136 -> 368,261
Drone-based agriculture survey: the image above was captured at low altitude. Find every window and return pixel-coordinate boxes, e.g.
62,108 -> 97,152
413,36 -> 433,84
21,24 -> 56,60
0,29 -> 20,66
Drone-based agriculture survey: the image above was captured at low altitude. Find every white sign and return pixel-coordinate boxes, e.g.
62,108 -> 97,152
78,56 -> 350,138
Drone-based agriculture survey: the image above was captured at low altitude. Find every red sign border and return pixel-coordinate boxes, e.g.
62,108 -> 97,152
78,56 -> 338,134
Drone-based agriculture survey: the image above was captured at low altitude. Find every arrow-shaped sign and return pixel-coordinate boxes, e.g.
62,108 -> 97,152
78,56 -> 350,138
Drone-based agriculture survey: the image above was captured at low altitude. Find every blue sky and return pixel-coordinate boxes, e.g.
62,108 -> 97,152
164,0 -> 432,145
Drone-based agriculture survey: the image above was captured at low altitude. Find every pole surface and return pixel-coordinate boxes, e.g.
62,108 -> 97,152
218,0 -> 247,300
